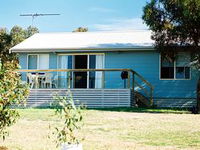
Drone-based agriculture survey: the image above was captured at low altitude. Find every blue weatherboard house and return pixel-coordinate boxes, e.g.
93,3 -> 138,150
10,31 -> 198,108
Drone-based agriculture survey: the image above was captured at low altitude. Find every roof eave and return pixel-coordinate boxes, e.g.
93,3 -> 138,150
10,47 -> 155,53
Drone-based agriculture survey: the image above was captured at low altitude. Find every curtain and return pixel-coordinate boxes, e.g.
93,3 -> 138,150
39,54 -> 49,69
58,55 -> 68,88
95,55 -> 104,88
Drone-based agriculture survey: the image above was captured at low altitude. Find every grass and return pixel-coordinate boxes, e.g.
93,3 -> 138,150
0,108 -> 199,150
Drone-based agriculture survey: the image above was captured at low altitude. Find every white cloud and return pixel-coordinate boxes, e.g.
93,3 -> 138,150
92,18 -> 148,31
88,7 -> 116,13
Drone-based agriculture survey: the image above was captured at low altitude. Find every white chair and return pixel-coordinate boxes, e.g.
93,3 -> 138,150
52,75 -> 58,88
27,73 -> 36,88
42,73 -> 53,88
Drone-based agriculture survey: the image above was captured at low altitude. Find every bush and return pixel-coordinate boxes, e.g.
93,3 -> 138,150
0,61 -> 29,140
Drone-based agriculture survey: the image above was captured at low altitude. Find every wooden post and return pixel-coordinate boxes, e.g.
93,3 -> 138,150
131,72 -> 135,107
150,88 -> 153,106
127,71 -> 130,88
197,77 -> 200,113
35,72 -> 39,89
102,71 -> 105,88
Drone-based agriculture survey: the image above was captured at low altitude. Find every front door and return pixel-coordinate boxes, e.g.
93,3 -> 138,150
74,55 -> 88,88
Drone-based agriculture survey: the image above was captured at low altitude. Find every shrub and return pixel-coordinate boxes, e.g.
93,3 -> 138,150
0,61 -> 29,140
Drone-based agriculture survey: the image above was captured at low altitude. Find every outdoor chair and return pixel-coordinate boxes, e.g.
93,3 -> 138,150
41,73 -> 53,88
27,73 -> 36,88
52,75 -> 58,88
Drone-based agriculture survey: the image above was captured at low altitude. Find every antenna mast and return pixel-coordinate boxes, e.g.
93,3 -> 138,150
20,13 -> 60,26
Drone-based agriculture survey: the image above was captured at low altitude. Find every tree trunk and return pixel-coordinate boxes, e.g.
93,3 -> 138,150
197,77 -> 200,113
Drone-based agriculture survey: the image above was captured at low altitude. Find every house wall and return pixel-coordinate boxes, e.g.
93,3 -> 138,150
49,53 -> 57,69
19,53 -> 28,81
104,51 -> 198,99
18,51 -> 199,107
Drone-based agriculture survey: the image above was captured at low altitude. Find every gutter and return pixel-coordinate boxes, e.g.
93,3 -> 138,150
10,47 -> 155,53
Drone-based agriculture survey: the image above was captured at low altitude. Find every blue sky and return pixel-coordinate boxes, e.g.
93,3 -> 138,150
0,0 -> 149,32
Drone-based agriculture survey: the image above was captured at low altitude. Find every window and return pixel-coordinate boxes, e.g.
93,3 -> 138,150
28,55 -> 38,69
161,55 -> 174,79
160,52 -> 191,80
28,54 -> 49,69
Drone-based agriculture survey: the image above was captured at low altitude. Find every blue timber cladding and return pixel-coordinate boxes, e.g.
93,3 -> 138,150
18,53 -> 27,69
18,53 -> 27,81
49,53 -> 57,69
104,51 -> 198,99
18,51 -> 198,99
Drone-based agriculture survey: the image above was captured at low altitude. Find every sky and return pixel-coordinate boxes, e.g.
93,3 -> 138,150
0,0 -> 150,32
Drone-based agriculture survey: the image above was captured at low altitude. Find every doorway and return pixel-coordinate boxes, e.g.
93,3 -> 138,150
74,55 -> 88,88
58,54 -> 104,89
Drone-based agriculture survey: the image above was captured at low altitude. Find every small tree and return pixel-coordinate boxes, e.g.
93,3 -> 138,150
0,61 -> 29,139
72,27 -> 88,32
25,26 -> 39,38
51,92 -> 84,148
0,25 -> 38,140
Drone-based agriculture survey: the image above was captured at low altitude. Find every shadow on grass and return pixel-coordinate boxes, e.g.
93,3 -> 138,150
87,107 -> 191,114
20,106 -> 191,114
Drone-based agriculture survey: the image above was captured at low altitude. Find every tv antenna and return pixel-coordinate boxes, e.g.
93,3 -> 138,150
20,13 -> 60,26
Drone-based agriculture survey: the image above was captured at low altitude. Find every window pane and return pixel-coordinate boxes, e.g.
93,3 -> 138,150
161,67 -> 174,79
176,67 -> 184,79
161,55 -> 174,79
185,67 -> 190,79
39,54 -> 49,69
58,55 -> 68,69
68,56 -> 72,69
161,55 -> 174,67
95,55 -> 104,88
176,52 -> 190,67
28,55 -> 37,69
176,52 -> 191,79
58,55 -> 70,88
89,55 -> 96,88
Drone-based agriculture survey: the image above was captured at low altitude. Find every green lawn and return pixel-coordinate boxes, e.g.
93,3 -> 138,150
0,108 -> 199,150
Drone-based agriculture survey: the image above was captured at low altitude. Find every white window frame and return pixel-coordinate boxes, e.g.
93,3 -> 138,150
27,54 -> 49,70
27,54 -> 39,69
159,54 -> 191,80
57,53 -> 105,88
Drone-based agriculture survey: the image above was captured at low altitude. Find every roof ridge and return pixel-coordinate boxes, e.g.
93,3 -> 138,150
36,30 -> 151,35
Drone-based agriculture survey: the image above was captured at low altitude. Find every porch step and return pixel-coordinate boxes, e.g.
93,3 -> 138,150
134,91 -> 151,107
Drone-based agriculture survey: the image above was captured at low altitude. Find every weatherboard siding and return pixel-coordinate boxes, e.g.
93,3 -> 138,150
105,51 -> 198,99
104,51 -> 159,89
49,53 -> 57,69
18,51 -> 198,101
19,53 -> 27,69
18,53 -> 27,81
